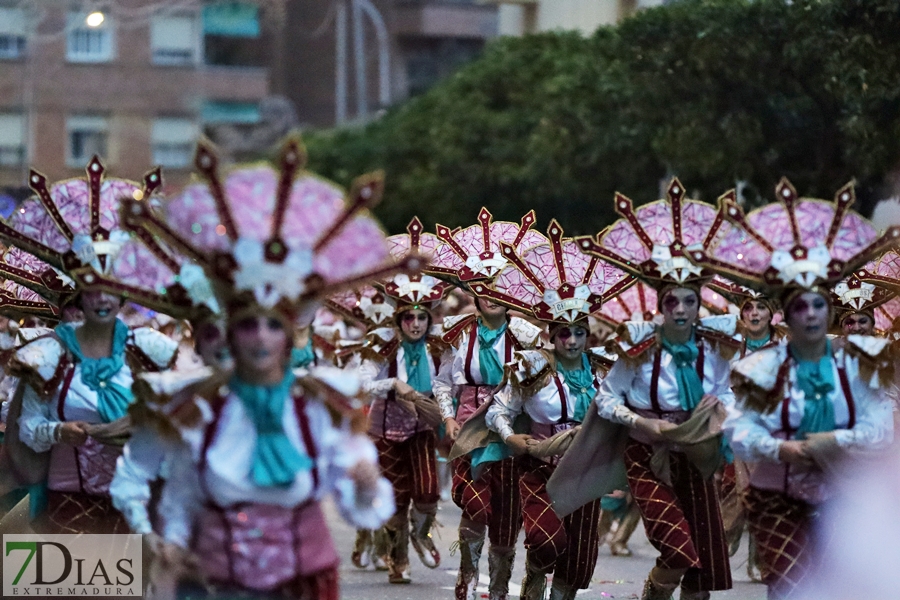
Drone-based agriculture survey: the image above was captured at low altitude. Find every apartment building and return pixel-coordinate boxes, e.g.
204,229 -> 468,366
281,0 -> 499,127
0,0 -> 277,191
488,0 -> 669,36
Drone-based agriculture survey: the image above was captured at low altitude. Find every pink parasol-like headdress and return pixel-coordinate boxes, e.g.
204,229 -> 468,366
577,178 -> 722,295
326,285 -> 395,331
597,281 -> 657,326
688,178 -> 900,305
120,137 -> 415,323
381,217 -> 452,315
0,157 -> 200,317
470,219 -> 636,329
0,246 -> 72,320
857,250 -> 900,333
426,207 -> 548,288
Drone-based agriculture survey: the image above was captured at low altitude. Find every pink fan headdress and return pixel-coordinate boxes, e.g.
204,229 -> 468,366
470,219 -> 636,330
0,157 -> 200,317
326,285 -> 395,331
597,281 -> 657,326
427,208 -> 548,288
577,178 -> 722,296
857,250 -> 900,334
689,178 -> 900,305
382,217 -> 452,315
121,137 -> 415,323
0,246 -> 72,320
830,266 -> 894,324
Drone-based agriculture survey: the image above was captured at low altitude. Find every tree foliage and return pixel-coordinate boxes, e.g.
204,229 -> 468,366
305,0 -> 900,235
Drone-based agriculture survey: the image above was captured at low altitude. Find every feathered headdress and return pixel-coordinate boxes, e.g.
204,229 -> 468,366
471,219 -> 635,331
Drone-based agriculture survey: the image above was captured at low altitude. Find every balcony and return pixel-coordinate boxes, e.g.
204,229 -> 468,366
395,1 -> 498,39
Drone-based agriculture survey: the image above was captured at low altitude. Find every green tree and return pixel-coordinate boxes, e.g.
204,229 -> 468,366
306,0 -> 900,235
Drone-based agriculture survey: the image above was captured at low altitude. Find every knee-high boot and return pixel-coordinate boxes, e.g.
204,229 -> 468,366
548,577 -> 578,600
410,504 -> 441,568
385,521 -> 411,584
487,545 -> 515,600
454,520 -> 485,600
520,561 -> 548,600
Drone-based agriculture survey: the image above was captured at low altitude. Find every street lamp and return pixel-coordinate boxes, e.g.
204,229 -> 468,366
85,11 -> 105,27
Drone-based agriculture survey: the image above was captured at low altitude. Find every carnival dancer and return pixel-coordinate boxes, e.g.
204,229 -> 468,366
830,270 -> 896,336
689,179 -> 896,600
0,159 -> 185,535
594,282 -> 659,559
123,138 -> 403,599
427,208 -> 545,600
575,180 -> 738,600
709,279 -> 785,359
0,247 -> 80,516
357,217 -> 451,584
702,278 -> 784,574
471,220 -> 633,600
327,285 -> 398,572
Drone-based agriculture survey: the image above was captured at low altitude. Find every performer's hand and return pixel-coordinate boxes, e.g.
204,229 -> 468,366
393,380 -> 416,398
778,440 -> 814,466
633,417 -> 677,442
347,460 -> 381,500
505,433 -> 533,455
57,421 -> 89,446
701,394 -> 721,406
444,417 -> 461,440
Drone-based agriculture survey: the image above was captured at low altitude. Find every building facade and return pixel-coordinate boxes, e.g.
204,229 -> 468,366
281,0 -> 499,128
0,0 -> 277,191
490,0 -> 668,36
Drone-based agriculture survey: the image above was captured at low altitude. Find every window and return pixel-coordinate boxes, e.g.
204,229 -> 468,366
201,101 -> 260,124
0,7 -> 27,59
67,11 -> 114,63
67,116 -> 108,166
150,14 -> 198,65
152,118 -> 198,168
202,2 -> 264,67
0,114 -> 26,166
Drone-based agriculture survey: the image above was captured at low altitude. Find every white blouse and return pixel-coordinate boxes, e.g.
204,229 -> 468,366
486,350 -> 598,441
160,390 -> 394,547
595,337 -> 735,426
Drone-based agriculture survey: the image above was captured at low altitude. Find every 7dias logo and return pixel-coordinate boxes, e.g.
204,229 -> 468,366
3,535 -> 142,597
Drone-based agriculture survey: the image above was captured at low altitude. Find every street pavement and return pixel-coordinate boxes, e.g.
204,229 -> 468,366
327,496 -> 767,600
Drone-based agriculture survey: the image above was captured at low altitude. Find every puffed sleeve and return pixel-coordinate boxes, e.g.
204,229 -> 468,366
158,446 -> 204,547
708,344 -> 736,409
432,346 -> 457,420
17,382 -> 61,453
722,402 -> 783,463
595,359 -> 639,427
358,358 -> 396,398
313,405 -> 394,529
486,383 -> 521,441
110,426 -> 169,534
833,385 -> 894,452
